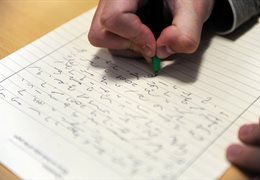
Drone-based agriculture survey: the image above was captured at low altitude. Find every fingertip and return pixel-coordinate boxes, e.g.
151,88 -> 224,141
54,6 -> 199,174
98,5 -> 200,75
156,25 -> 200,57
239,124 -> 254,141
178,35 -> 199,54
142,44 -> 155,59
156,27 -> 176,59
227,144 -> 260,172
144,56 -> 152,64
226,144 -> 243,163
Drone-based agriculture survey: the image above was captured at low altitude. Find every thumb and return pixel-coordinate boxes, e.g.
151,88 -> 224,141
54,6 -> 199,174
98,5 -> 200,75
156,1 -> 204,59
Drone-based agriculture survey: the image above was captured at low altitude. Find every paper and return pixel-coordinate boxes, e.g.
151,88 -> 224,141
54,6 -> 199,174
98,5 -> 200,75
0,8 -> 259,179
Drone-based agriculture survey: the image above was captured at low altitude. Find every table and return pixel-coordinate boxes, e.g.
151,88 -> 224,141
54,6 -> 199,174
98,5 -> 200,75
0,0 -> 248,179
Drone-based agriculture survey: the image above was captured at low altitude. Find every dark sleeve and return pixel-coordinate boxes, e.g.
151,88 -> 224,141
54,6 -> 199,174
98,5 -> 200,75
209,0 -> 260,34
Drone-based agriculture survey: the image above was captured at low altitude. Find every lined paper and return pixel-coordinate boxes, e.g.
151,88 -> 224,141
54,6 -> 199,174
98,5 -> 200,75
0,8 -> 259,179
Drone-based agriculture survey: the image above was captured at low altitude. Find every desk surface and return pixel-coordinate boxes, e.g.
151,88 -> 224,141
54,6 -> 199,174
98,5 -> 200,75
0,0 -> 248,179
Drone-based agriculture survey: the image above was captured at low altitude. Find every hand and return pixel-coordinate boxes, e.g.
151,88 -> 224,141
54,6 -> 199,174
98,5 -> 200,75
88,0 -> 215,61
88,0 -> 156,62
226,120 -> 260,174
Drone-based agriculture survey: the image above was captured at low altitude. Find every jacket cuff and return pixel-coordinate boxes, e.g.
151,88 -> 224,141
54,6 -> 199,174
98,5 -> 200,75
209,0 -> 260,35
208,0 -> 236,35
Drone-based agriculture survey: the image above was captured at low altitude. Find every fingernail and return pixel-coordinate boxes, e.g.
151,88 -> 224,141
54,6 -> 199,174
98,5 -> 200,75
240,125 -> 254,138
142,44 -> 154,57
157,46 -> 175,59
227,145 -> 242,162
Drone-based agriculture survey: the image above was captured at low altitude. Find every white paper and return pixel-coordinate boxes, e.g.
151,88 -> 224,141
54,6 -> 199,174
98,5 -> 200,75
0,8 -> 259,179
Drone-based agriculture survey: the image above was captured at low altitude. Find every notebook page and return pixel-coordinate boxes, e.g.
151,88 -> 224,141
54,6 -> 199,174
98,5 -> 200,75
0,8 -> 259,179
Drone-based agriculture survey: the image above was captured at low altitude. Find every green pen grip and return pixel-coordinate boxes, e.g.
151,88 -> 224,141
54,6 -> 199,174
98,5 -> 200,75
152,56 -> 161,75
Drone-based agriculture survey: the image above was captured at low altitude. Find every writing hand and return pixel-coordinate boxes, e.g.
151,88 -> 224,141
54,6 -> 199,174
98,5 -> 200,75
88,0 -> 215,61
227,119 -> 260,174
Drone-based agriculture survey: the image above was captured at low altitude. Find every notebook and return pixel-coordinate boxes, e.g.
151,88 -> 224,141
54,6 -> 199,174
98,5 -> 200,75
0,8 -> 259,179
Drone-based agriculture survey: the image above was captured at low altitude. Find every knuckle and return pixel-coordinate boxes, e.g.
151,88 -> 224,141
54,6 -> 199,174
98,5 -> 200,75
100,13 -> 114,28
125,16 -> 143,41
100,16 -> 108,27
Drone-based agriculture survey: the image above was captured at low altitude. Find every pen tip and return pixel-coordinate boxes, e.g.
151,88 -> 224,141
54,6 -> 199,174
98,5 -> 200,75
154,70 -> 159,77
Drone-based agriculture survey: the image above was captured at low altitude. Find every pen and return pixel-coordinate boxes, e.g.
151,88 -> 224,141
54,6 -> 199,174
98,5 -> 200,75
137,0 -> 165,76
136,0 -> 165,75
150,0 -> 163,76
152,56 -> 161,76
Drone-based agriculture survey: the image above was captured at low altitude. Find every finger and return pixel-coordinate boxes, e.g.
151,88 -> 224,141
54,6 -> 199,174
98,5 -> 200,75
156,1 -> 206,59
100,0 -> 156,60
227,144 -> 260,172
88,0 -> 131,50
89,0 -> 155,61
239,124 -> 260,145
103,14 -> 156,60
88,1 -> 151,61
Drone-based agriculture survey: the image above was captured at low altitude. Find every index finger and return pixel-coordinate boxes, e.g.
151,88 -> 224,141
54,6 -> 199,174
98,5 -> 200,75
100,0 -> 156,58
